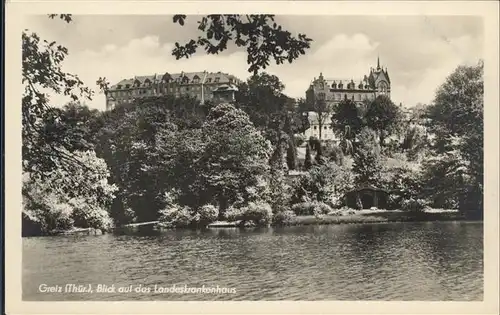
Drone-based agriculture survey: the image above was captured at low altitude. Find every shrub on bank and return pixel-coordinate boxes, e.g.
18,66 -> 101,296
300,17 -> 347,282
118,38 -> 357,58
291,201 -> 332,216
243,201 -> 273,226
71,204 -> 114,231
194,204 -> 219,226
387,194 -> 403,210
273,210 -> 297,226
158,205 -> 193,228
401,198 -> 428,212
224,201 -> 273,226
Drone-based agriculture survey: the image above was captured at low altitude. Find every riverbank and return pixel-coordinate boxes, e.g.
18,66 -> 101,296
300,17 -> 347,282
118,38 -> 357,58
23,208 -> 470,237
287,209 -> 465,226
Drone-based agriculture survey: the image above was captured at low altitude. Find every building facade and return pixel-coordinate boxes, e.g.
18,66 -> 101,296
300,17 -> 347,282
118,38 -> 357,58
302,57 -> 392,141
105,71 -> 242,110
302,111 -> 337,141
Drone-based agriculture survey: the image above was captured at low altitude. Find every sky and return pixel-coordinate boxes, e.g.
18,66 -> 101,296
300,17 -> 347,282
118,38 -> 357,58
24,15 -> 484,111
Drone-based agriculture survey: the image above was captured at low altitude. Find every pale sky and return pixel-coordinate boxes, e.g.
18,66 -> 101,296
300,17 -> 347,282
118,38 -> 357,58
25,15 -> 483,111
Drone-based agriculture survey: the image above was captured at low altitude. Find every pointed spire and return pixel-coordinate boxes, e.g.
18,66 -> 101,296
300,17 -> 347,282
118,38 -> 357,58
377,55 -> 380,70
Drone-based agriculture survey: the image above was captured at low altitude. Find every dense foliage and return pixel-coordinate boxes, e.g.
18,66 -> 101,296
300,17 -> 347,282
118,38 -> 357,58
22,14 -> 313,233
21,14 -> 484,235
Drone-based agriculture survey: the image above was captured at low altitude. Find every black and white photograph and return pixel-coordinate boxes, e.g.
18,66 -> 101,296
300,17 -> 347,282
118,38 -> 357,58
4,1 -> 500,314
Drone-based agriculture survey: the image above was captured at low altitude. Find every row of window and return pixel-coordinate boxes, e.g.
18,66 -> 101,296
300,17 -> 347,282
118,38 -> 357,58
318,82 -> 373,90
109,85 -> 217,98
312,125 -> 332,130
116,77 -> 227,90
317,92 -> 375,101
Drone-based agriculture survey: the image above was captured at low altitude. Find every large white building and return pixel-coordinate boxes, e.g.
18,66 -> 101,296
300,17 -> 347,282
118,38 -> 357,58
105,71 -> 241,110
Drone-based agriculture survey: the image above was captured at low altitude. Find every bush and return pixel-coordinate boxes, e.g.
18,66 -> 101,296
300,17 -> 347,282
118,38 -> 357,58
48,202 -> 75,231
401,198 -> 428,212
71,204 -> 113,231
243,201 -> 273,226
224,201 -> 273,226
194,204 -> 219,226
224,205 -> 244,222
387,194 -> 403,210
291,163 -> 354,206
273,210 -> 297,226
158,205 -> 193,228
291,201 -> 332,216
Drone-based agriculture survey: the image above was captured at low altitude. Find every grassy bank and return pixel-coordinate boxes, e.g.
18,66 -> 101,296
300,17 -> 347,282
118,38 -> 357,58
287,209 -> 466,227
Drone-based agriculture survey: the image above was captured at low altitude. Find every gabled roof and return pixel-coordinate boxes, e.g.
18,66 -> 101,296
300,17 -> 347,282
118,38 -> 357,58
313,78 -> 373,90
109,71 -> 242,89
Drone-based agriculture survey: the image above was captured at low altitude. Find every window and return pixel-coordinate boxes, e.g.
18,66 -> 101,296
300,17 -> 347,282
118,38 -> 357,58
125,84 -> 130,89
214,77 -> 220,83
117,85 -> 122,89
314,126 -> 317,130
207,78 -> 212,83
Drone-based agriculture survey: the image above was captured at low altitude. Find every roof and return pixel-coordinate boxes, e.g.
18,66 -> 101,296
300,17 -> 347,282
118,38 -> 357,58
110,71 -> 241,89
311,77 -> 375,91
349,184 -> 390,193
212,84 -> 239,92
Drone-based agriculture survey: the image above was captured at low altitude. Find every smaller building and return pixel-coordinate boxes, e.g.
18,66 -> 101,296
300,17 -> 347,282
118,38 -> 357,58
212,84 -> 239,104
345,184 -> 390,209
301,111 -> 338,142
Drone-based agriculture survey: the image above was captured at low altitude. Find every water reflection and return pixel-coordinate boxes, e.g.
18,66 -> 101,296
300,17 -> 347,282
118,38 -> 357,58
23,222 -> 483,301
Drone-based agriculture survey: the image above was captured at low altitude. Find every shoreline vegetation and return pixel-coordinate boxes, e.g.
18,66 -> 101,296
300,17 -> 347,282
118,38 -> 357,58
26,208 -> 472,237
22,16 -> 484,239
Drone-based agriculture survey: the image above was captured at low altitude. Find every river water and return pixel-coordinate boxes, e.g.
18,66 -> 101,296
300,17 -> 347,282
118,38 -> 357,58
23,221 -> 483,301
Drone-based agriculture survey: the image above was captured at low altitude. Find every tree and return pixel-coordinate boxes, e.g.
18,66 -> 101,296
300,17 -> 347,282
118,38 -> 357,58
171,15 -> 312,74
323,143 -> 345,166
236,72 -> 287,143
424,60 -> 484,218
236,72 -> 304,170
94,98 -> 179,224
22,150 -> 118,235
22,15 -> 94,178
332,98 -> 364,140
332,98 -> 364,155
304,143 -> 313,170
364,95 -> 402,147
352,127 -> 382,186
195,103 -> 273,213
309,98 -> 333,140
284,113 -> 297,170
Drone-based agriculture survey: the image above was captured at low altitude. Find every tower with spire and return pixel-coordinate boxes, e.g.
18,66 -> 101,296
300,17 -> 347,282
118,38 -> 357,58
368,55 -> 391,98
